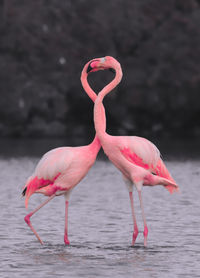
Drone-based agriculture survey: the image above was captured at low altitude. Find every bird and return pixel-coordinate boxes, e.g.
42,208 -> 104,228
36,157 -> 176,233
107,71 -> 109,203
22,60 -> 102,245
86,56 -> 179,246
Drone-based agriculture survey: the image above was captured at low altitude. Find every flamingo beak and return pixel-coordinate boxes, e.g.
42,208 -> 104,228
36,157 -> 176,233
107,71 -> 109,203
86,59 -> 100,73
86,59 -> 115,74
109,68 -> 115,73
87,64 -> 93,73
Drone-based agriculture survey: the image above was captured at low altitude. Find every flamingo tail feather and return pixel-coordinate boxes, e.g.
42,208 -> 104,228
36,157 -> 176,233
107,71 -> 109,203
154,159 -> 179,194
22,176 -> 50,208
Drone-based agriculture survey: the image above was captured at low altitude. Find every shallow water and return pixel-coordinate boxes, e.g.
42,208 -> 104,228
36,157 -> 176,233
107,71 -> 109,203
0,143 -> 200,277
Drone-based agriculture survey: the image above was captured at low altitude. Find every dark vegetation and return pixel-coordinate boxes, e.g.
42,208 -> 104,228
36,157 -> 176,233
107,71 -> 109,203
0,0 -> 200,144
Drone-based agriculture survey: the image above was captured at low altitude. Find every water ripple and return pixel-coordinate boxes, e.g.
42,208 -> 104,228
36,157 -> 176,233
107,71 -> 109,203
0,157 -> 200,277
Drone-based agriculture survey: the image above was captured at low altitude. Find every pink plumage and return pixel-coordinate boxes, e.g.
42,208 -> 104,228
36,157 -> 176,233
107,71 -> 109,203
24,145 -> 101,201
119,136 -> 178,193
87,56 -> 179,246
22,61 -> 102,245
154,158 -> 178,194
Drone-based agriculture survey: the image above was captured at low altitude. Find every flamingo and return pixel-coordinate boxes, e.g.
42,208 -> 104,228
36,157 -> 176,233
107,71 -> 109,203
87,56 -> 179,246
22,60 -> 103,245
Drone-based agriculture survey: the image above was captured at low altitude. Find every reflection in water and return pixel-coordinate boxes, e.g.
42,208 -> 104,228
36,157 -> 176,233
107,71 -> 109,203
0,142 -> 200,277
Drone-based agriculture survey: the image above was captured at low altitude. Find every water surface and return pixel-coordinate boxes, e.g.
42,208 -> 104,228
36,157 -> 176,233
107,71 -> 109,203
0,140 -> 200,277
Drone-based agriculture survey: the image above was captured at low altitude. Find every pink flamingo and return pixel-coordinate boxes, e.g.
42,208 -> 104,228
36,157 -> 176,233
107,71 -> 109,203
87,56 -> 179,246
22,60 -> 102,245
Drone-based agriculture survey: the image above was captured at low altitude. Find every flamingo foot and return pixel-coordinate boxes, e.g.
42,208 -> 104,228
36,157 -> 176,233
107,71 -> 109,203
132,228 -> 139,246
143,226 -> 148,247
24,214 -> 44,245
64,234 -> 70,245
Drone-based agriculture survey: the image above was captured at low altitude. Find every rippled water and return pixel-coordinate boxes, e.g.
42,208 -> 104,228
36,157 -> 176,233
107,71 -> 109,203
0,142 -> 200,277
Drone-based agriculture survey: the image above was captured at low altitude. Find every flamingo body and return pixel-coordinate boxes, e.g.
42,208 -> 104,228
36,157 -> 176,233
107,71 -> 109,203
23,144 -> 100,208
102,135 -> 177,193
87,56 -> 179,246
22,60 -> 102,245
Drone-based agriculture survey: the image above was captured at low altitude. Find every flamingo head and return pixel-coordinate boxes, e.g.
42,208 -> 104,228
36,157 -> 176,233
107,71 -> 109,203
86,56 -> 121,74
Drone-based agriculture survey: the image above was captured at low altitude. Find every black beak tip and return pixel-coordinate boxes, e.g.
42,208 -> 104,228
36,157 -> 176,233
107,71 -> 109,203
87,64 -> 93,74
109,68 -> 115,73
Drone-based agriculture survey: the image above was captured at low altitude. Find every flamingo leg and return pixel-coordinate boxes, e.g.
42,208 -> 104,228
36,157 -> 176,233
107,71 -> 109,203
129,192 -> 138,245
24,194 -> 56,245
64,200 -> 70,245
138,190 -> 148,247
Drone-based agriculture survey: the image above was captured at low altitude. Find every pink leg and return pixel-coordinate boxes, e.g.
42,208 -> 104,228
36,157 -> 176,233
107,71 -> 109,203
64,200 -> 70,245
129,192 -> 139,245
24,194 -> 56,245
138,191 -> 148,247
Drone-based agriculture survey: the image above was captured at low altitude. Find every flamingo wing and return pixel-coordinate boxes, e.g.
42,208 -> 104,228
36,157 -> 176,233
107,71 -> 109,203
120,136 -> 160,171
119,136 -> 178,193
34,147 -> 74,180
23,147 -> 74,207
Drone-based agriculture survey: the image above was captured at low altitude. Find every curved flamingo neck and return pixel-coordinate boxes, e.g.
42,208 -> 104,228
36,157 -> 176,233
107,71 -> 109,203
81,62 -> 97,103
94,66 -> 123,141
81,61 -> 106,148
89,135 -> 101,153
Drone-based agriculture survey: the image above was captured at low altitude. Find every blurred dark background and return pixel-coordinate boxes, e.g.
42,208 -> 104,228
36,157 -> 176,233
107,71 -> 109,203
0,0 -> 200,147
